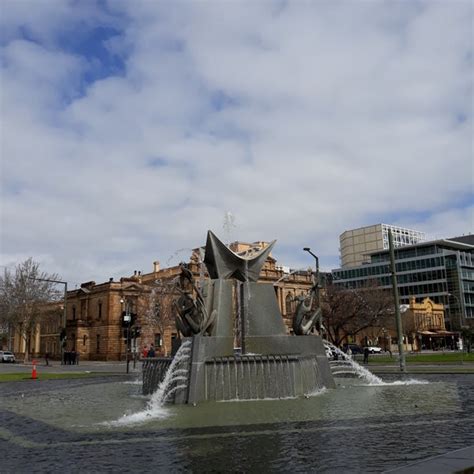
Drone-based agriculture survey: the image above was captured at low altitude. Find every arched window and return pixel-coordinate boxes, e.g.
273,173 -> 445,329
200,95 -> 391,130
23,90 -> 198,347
285,293 -> 293,316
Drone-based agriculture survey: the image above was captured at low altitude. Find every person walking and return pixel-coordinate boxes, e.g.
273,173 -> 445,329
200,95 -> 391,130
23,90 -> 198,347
363,346 -> 369,364
45,352 -> 49,366
147,344 -> 156,358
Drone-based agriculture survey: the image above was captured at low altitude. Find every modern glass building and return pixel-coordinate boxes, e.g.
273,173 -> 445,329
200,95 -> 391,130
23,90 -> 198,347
332,235 -> 474,328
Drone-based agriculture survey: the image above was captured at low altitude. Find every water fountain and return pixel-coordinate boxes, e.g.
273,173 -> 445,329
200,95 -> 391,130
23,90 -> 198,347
144,230 -> 335,404
324,340 -> 383,385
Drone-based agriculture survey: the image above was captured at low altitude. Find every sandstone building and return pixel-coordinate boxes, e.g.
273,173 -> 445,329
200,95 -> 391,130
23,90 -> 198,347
352,297 -> 457,352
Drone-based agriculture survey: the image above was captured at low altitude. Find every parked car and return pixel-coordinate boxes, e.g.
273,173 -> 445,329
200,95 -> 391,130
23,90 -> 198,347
342,344 -> 364,354
367,346 -> 383,354
0,351 -> 16,363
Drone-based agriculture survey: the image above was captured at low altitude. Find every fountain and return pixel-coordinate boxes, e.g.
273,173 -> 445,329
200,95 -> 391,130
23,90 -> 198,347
144,230 -> 335,404
324,340 -> 383,385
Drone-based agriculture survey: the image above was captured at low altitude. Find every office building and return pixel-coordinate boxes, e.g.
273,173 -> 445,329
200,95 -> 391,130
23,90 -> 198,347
340,224 -> 425,268
332,235 -> 474,328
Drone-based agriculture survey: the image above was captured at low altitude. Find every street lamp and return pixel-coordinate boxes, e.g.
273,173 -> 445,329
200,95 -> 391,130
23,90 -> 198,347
303,247 -> 320,298
303,247 -> 321,332
303,247 -> 319,275
448,293 -> 465,362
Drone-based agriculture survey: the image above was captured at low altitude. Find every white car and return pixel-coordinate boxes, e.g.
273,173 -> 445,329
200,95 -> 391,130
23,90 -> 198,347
0,351 -> 16,363
367,346 -> 383,354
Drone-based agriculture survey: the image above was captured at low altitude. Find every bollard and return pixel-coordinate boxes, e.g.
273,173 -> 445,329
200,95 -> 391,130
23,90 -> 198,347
31,359 -> 37,380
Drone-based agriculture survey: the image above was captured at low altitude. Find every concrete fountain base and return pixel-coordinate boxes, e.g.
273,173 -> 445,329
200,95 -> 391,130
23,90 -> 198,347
143,335 -> 335,404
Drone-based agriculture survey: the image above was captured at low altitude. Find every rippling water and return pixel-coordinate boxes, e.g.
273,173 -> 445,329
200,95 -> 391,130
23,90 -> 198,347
0,373 -> 472,473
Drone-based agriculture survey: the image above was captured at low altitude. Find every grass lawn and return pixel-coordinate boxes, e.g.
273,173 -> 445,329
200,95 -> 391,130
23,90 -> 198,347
0,372 -> 114,382
367,352 -> 474,364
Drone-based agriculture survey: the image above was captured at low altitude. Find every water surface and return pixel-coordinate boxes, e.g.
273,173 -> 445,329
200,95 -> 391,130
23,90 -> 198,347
1,373 -> 472,472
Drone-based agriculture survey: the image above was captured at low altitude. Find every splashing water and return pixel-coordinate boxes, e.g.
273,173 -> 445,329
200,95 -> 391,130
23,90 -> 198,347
306,387 -> 328,398
222,211 -> 236,243
148,340 -> 192,406
107,341 -> 192,426
325,341 -> 383,385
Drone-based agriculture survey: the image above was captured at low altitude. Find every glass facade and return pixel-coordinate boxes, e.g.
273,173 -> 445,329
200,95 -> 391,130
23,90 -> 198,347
332,239 -> 474,326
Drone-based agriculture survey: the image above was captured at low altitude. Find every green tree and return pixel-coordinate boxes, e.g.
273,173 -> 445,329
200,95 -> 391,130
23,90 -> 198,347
0,259 -> 61,361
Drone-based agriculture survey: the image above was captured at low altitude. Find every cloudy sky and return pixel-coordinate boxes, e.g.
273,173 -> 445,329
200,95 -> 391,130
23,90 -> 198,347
1,0 -> 472,286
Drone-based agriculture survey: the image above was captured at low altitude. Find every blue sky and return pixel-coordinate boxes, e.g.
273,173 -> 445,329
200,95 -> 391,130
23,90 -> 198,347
0,0 -> 472,285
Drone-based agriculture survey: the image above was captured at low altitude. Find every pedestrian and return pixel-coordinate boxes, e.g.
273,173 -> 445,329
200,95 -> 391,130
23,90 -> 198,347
147,344 -> 156,358
45,352 -> 49,366
347,346 -> 352,359
363,347 -> 369,364
142,345 -> 148,359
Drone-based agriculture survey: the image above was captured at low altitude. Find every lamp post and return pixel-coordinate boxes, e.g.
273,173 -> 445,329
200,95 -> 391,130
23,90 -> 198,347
388,229 -> 406,373
28,277 -> 67,363
121,298 -> 132,374
303,247 -> 321,330
448,293 -> 464,363
303,247 -> 320,296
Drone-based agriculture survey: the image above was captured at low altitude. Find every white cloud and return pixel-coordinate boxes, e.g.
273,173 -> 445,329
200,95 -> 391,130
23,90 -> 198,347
1,0 -> 472,283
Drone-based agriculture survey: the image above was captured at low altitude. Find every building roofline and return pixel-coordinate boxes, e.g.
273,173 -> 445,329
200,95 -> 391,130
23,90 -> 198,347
332,237 -> 473,272
367,238 -> 473,256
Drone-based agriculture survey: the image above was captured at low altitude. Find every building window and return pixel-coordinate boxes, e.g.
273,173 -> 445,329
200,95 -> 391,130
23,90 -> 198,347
96,334 -> 100,353
155,333 -> 162,347
72,306 -> 76,321
285,294 -> 293,315
83,335 -> 86,346
98,301 -> 102,320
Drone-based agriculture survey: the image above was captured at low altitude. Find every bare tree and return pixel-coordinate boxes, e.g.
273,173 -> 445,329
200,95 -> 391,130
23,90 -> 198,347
0,259 -> 61,361
322,282 -> 394,347
140,280 -> 178,356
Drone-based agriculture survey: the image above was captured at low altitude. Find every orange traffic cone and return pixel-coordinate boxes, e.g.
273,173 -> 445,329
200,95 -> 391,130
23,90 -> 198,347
32,360 -> 37,380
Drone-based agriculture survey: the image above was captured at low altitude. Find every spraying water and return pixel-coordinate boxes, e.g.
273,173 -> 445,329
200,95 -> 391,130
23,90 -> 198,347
222,211 -> 236,244
324,340 -> 383,385
108,341 -> 192,426
149,340 -> 192,405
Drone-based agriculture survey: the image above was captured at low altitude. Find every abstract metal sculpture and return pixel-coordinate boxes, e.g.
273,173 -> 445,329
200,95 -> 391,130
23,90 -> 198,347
174,264 -> 216,336
144,230 -> 335,402
203,230 -> 276,282
293,276 -> 322,335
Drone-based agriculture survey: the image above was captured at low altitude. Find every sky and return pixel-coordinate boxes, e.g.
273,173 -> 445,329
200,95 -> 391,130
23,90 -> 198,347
1,0 -> 473,287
